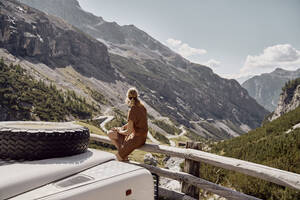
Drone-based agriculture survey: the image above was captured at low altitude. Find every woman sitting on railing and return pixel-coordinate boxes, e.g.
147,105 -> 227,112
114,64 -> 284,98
107,87 -> 148,161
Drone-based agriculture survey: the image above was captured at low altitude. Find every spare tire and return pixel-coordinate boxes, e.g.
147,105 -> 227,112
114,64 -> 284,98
0,121 -> 89,160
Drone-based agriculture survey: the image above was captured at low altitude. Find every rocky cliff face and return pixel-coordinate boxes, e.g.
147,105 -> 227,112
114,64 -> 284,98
2,0 -> 270,139
0,0 -> 116,82
18,0 -> 187,68
270,78 -> 300,121
242,68 -> 300,111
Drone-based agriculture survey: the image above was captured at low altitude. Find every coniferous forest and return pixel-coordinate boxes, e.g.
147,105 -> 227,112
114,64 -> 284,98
0,59 -> 99,121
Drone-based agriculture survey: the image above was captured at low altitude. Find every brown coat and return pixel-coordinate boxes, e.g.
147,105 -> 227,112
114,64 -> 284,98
118,104 -> 148,158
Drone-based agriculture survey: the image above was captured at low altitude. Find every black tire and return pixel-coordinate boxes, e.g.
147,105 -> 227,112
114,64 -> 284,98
0,121 -> 90,160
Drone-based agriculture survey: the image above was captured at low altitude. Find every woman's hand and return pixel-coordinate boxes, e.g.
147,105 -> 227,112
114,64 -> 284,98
111,127 -> 120,131
122,123 -> 128,130
118,121 -> 134,136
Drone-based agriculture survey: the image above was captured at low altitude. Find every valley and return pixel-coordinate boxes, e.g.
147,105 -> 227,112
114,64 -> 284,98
0,0 -> 269,140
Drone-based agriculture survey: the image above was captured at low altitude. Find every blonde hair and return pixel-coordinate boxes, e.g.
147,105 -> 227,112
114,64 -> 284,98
126,87 -> 141,107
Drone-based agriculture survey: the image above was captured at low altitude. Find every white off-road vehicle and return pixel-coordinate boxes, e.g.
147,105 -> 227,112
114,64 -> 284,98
0,122 -> 156,200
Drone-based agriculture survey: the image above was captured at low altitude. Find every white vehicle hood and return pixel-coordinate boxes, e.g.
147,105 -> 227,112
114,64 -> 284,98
0,149 -> 115,200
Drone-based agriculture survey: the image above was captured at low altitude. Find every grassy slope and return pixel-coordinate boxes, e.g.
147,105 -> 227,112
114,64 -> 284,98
201,106 -> 300,200
76,121 -> 106,135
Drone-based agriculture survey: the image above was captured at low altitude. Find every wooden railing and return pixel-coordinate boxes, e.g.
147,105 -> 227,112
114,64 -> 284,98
90,134 -> 300,200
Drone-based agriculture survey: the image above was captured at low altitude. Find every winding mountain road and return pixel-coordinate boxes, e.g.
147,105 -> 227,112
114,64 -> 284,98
167,125 -> 186,139
166,125 -> 186,147
94,115 -> 114,133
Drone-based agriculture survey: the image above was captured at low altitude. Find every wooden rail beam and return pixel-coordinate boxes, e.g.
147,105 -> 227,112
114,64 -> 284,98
158,187 -> 197,200
131,162 -> 262,200
90,134 -> 300,191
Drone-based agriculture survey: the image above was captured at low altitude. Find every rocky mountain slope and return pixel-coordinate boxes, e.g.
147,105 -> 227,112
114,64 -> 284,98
1,0 -> 115,82
270,78 -> 300,121
18,0 -> 187,68
1,0 -> 269,139
242,68 -> 300,111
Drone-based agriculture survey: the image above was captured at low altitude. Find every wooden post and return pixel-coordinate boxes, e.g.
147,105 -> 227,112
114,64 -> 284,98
181,141 -> 202,199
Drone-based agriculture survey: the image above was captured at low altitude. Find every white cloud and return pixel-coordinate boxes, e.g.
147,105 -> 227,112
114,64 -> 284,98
166,38 -> 207,58
241,44 -> 300,75
204,59 -> 221,69
165,38 -> 222,73
166,38 -> 182,47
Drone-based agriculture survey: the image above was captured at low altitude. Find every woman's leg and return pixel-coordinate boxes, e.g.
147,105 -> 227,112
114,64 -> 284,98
117,135 -> 145,161
116,153 -> 129,162
107,130 -> 121,150
107,130 -> 129,161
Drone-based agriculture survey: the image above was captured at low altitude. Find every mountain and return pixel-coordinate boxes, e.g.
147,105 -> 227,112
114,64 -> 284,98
200,80 -> 300,199
242,68 -> 300,111
17,0 -> 189,69
235,75 -> 253,84
201,105 -> 300,199
1,0 -> 269,139
269,78 -> 300,121
201,81 -> 300,199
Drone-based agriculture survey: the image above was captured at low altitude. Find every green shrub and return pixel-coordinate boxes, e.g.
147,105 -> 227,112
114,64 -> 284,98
282,78 -> 300,93
282,78 -> 300,104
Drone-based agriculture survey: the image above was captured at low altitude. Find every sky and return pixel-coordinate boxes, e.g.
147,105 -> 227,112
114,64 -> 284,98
78,0 -> 300,81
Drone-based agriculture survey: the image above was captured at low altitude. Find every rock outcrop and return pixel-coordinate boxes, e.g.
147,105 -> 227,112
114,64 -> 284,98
0,0 -> 116,82
242,68 -> 300,111
143,153 -> 158,166
270,78 -> 300,120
